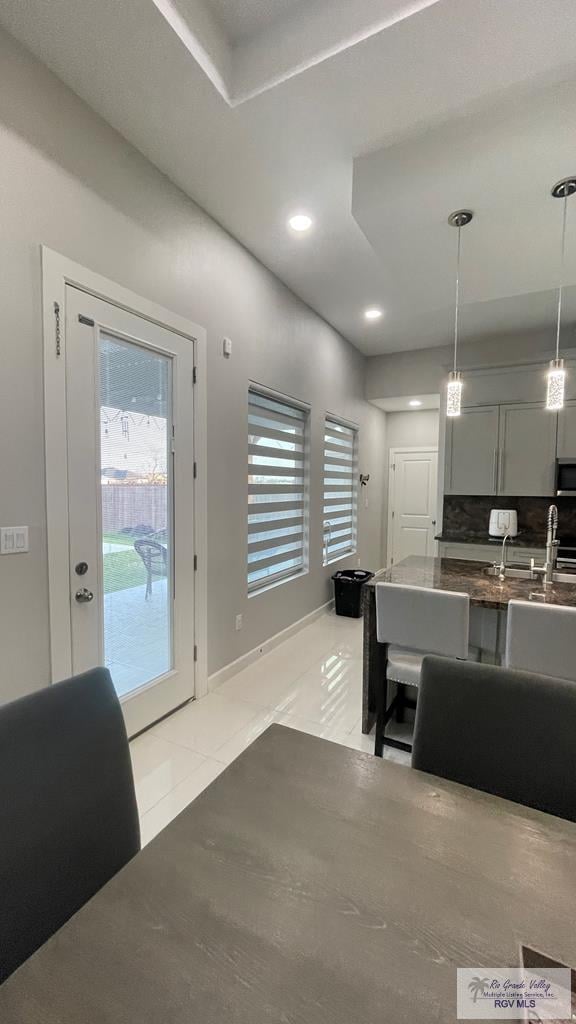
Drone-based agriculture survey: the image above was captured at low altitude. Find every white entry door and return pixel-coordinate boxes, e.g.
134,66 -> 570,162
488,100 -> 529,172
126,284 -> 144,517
388,448 -> 438,566
65,286 -> 196,736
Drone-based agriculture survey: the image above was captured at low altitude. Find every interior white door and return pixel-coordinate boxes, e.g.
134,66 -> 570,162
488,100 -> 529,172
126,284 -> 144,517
65,285 -> 196,736
389,449 -> 438,565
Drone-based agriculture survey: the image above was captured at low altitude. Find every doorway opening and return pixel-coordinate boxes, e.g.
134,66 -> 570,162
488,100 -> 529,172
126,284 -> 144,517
387,447 -> 438,566
43,249 -> 207,735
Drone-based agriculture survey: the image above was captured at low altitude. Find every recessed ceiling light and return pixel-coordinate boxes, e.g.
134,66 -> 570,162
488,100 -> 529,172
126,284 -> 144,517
409,399 -> 422,407
288,213 -> 313,233
364,308 -> 383,321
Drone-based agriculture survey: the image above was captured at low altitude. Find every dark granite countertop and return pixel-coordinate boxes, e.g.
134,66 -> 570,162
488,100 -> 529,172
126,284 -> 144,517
366,555 -> 576,610
435,532 -> 543,548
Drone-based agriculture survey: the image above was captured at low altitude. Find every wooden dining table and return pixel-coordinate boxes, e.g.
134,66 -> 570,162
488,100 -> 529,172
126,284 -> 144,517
2,724 -> 576,1023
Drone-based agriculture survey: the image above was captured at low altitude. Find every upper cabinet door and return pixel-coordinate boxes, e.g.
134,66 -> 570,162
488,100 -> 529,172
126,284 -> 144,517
498,403 -> 557,496
445,405 -> 500,495
557,401 -> 576,459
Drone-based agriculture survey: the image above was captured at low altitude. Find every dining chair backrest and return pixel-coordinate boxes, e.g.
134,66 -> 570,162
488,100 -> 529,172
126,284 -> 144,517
505,600 -> 576,682
412,655 -> 576,822
0,667 -> 140,984
375,582 -> 469,658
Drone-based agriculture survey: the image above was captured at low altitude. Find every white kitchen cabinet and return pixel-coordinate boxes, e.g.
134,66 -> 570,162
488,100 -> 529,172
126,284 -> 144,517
445,406 -> 500,495
445,401 -> 557,498
439,543 -> 544,563
498,403 -> 557,496
441,544 -> 496,561
557,400 -> 576,459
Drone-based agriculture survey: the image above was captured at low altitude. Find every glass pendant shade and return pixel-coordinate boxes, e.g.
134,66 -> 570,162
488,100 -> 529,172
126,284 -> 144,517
547,177 -> 576,410
546,358 -> 566,411
445,210 -> 472,418
446,371 -> 463,417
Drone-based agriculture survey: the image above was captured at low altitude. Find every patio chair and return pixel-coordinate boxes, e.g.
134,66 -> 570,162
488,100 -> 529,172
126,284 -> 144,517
134,538 -> 167,599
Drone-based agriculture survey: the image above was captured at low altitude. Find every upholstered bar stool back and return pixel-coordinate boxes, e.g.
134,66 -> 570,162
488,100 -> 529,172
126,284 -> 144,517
506,600 -> 576,682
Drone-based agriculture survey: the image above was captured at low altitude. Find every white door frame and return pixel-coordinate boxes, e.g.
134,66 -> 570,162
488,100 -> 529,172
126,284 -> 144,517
41,247 -> 208,700
386,446 -> 439,566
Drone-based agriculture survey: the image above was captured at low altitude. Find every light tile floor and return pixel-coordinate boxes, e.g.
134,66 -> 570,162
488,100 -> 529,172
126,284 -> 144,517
130,610 -> 411,846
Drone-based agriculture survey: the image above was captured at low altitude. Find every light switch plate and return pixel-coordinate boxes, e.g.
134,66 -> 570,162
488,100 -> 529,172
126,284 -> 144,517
0,527 -> 29,554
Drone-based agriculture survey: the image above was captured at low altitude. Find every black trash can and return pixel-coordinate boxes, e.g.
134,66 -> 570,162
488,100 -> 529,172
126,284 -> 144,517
331,569 -> 374,617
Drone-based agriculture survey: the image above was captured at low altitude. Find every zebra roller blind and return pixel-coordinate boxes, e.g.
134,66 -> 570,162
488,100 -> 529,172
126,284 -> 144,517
248,387 -> 309,592
323,417 -> 358,564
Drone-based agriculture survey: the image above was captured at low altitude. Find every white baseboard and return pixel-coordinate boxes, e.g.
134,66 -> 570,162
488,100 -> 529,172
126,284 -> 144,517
208,599 -> 334,692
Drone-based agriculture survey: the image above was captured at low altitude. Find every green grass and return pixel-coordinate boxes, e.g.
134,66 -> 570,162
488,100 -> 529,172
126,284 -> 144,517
103,549 -> 148,594
102,532 -> 166,595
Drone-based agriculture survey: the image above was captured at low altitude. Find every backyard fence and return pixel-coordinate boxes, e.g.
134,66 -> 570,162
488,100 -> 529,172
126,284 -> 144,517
101,484 -> 167,533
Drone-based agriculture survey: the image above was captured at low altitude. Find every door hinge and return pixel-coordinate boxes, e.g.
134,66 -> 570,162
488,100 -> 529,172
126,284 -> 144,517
194,554 -> 198,571
192,365 -> 197,384
194,645 -> 198,662
78,315 -> 95,327
53,302 -> 62,357
193,461 -> 197,479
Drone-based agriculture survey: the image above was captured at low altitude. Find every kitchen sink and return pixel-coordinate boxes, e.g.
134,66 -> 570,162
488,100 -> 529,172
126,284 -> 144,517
483,565 -> 576,583
484,565 -> 535,580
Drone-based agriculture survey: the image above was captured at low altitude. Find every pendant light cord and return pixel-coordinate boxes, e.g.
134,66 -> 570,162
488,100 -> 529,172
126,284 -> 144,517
453,223 -> 462,373
555,192 -> 569,361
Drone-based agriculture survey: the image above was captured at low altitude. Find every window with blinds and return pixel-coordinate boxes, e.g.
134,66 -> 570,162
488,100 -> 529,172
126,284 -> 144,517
323,417 -> 358,565
248,387 -> 309,592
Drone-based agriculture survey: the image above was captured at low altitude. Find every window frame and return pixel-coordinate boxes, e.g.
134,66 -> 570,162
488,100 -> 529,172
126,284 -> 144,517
322,414 -> 359,567
247,383 -> 310,595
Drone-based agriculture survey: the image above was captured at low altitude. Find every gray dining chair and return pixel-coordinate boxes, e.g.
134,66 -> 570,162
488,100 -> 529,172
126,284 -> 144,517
412,655 -> 576,822
374,582 -> 473,756
0,667 -> 140,985
505,599 -> 576,682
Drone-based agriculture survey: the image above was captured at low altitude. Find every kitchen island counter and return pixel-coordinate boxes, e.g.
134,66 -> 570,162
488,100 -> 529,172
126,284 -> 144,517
362,555 -> 576,734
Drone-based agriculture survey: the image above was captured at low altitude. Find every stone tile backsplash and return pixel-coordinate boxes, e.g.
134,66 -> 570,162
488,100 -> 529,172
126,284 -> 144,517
442,495 -> 576,544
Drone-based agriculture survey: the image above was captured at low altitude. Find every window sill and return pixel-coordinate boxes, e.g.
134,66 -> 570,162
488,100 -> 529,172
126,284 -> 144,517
323,549 -> 357,568
248,567 -> 309,598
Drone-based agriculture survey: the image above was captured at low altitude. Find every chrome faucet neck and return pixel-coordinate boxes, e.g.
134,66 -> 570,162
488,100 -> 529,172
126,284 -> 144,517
498,531 -> 511,580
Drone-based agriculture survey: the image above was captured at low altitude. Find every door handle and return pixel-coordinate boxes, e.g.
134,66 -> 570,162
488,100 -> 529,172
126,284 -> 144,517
75,587 -> 94,603
492,448 -> 498,493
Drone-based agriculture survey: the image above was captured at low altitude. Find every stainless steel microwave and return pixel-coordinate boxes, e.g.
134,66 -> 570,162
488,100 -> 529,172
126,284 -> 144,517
556,458 -> 576,495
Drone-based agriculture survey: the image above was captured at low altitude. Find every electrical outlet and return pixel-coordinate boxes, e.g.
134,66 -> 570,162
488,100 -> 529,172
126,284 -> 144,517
235,614 -> 243,631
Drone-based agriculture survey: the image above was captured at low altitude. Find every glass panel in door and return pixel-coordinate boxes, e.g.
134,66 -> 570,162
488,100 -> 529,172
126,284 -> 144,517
99,334 -> 172,696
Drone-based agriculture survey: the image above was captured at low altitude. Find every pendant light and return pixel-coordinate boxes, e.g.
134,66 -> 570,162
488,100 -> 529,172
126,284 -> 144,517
446,209 -> 473,417
547,176 -> 576,411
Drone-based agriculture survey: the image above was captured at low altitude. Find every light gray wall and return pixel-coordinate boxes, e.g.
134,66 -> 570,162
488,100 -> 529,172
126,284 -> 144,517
0,28 -> 386,702
385,410 -> 440,453
381,410 -> 439,565
365,329 -> 563,401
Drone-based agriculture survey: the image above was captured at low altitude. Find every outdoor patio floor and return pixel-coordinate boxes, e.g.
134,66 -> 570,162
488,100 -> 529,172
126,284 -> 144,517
105,578 -> 171,696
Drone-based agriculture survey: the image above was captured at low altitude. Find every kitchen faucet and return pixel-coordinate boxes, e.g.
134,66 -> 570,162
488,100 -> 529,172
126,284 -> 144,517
531,504 -> 559,586
497,531 -> 511,581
